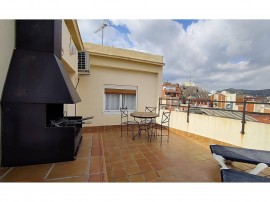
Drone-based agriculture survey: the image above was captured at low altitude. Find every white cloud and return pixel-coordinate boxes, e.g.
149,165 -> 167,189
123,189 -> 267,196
77,20 -> 132,48
78,19 -> 270,90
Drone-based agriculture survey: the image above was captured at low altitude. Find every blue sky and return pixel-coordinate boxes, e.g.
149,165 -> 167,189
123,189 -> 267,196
174,20 -> 197,30
78,19 -> 270,91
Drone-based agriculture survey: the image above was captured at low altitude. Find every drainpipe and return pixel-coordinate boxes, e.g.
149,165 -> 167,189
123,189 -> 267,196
75,76 -> 80,116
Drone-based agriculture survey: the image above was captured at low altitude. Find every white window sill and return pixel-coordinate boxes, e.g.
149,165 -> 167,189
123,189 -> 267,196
103,110 -> 135,115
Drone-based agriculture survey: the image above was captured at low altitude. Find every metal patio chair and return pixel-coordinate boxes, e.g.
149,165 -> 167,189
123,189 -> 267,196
138,106 -> 157,138
153,111 -> 171,145
120,107 -> 137,138
145,106 -> 157,113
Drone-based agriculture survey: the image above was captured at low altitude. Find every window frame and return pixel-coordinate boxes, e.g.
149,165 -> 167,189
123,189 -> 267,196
103,85 -> 138,114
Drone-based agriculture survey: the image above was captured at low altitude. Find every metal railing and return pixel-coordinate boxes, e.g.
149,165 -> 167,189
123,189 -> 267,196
158,97 -> 270,134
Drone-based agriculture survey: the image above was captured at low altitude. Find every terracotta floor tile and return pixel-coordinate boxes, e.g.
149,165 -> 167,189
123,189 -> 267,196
167,166 -> 182,175
155,155 -> 169,161
142,151 -> 155,158
123,159 -> 137,168
146,156 -> 160,164
129,174 -> 146,182
112,168 -> 127,178
130,149 -> 141,155
82,132 -> 92,140
187,161 -> 210,170
80,138 -> 92,148
149,178 -> 163,182
128,145 -> 137,150
139,148 -> 151,153
160,176 -> 178,182
110,153 -> 121,159
126,166 -> 141,175
122,154 -> 134,161
175,163 -> 198,173
156,168 -> 173,178
121,149 -> 133,155
110,156 -> 123,163
135,158 -> 148,166
133,153 -> 145,160
47,158 -> 89,180
107,171 -> 113,182
48,175 -> 89,182
91,147 -> 103,157
191,171 -> 215,182
89,173 -> 107,182
111,162 -> 124,169
175,174 -> 197,182
90,157 -> 105,174
143,171 -> 159,182
150,162 -> 164,170
160,160 -> 176,167
113,176 -> 130,182
77,146 -> 91,158
139,164 -> 153,173
0,167 -> 11,178
0,163 -> 53,182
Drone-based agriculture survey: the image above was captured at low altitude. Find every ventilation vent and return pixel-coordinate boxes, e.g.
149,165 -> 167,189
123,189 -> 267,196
78,51 -> 90,74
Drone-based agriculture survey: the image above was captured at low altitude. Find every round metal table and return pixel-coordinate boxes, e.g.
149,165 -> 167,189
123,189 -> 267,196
130,112 -> 159,140
130,112 -> 159,119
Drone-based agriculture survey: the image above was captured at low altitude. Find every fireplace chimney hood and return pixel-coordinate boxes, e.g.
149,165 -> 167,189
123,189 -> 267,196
1,20 -> 83,167
2,20 -> 81,104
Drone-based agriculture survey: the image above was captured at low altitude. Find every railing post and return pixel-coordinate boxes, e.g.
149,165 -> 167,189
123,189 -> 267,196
241,100 -> 247,134
187,99 -> 190,123
158,97 -> 161,116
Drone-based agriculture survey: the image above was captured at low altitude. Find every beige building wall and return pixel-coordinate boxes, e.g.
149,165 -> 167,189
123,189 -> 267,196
77,43 -> 163,126
0,20 -> 16,160
157,110 -> 270,151
62,20 -> 78,73
61,20 -> 80,116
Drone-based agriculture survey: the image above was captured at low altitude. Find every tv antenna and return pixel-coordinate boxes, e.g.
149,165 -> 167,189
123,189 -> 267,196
94,20 -> 110,46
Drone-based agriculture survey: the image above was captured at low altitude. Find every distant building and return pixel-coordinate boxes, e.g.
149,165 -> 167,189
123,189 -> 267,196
161,81 -> 210,109
210,90 -> 270,114
162,82 -> 181,98
210,93 -> 226,108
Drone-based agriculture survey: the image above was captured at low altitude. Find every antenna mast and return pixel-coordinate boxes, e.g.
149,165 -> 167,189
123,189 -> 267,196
94,20 -> 109,46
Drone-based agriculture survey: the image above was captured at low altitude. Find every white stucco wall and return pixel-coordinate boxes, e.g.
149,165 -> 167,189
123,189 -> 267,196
157,110 -> 270,151
0,20 -> 16,162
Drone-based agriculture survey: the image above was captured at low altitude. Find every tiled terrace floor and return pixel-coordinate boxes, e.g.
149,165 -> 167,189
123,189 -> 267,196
1,126 -> 270,182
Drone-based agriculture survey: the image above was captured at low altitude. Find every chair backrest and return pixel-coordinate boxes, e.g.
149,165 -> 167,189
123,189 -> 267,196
161,111 -> 171,125
120,107 -> 128,122
145,106 -> 157,113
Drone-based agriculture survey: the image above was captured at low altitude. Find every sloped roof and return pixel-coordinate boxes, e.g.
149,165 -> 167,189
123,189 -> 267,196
191,108 -> 257,122
182,86 -> 209,99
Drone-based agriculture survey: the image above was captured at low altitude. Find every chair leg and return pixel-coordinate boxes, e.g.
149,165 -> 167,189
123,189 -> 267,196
160,129 -> 162,146
126,124 -> 128,135
167,128 -> 169,142
121,124 -> 122,138
132,124 -> 134,137
148,124 -> 152,143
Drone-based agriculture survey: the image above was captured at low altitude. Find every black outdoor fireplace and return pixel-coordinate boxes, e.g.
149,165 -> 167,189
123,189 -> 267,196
1,20 -> 83,167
